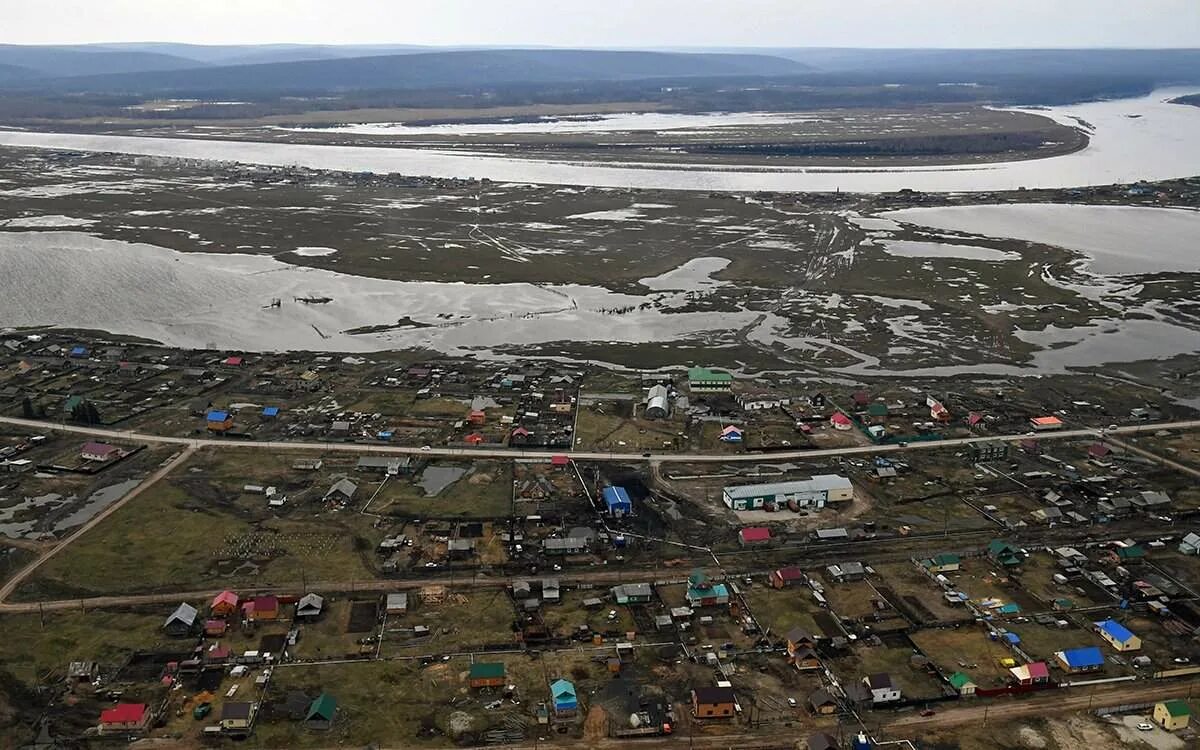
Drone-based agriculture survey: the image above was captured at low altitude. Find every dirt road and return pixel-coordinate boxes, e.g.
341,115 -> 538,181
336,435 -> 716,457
0,444 -> 196,602
3,415 -> 1199,466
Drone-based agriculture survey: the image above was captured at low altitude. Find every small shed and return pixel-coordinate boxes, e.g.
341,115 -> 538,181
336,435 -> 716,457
304,692 -> 337,731
296,593 -> 325,620
164,603 -> 198,637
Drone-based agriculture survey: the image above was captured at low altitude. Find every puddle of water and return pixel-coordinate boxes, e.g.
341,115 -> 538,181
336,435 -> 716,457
877,239 -> 1020,262
639,257 -> 730,291
54,478 -> 141,531
0,493 -> 65,538
417,466 -> 467,496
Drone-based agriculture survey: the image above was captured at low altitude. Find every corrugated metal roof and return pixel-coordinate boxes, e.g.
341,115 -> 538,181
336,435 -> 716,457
724,475 -> 851,499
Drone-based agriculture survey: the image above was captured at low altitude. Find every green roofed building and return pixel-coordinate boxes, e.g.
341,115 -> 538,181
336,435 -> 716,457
468,662 -> 506,688
988,540 -> 1024,567
304,692 -> 337,730
688,367 -> 733,393
948,672 -> 976,696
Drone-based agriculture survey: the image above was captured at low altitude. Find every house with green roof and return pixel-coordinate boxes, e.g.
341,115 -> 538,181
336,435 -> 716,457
688,367 -> 733,393
1108,544 -> 1146,563
987,540 -> 1024,567
948,672 -> 976,696
468,662 -> 506,689
303,693 -> 337,731
1154,699 -> 1191,730
921,553 -> 961,574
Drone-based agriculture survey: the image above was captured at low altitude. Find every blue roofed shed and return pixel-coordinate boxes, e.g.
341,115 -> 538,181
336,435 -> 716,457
602,486 -> 632,517
262,406 -> 280,418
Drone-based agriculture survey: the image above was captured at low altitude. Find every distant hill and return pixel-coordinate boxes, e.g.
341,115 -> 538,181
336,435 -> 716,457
22,48 -> 812,95
91,42 -> 436,66
0,63 -> 36,84
0,45 -> 203,78
713,47 -> 1200,82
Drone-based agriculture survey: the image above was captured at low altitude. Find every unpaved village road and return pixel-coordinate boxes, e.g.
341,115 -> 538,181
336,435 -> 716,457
0,444 -> 197,603
3,415 -> 1199,464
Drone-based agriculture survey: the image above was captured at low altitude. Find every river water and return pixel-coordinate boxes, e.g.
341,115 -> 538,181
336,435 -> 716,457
0,89 -> 1197,193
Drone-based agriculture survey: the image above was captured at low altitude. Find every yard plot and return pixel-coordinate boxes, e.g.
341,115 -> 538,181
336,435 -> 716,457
0,608 -> 169,686
949,566 -> 1043,616
539,589 -> 637,639
1001,621 -> 1124,677
819,578 -> 892,622
874,563 -> 970,624
743,584 -> 828,639
1093,613 -> 1200,670
256,650 -> 610,747
1150,550 -> 1200,594
15,450 -> 385,599
575,407 -> 685,453
1015,553 -> 1112,609
831,641 -> 946,701
867,494 -> 989,535
389,587 -> 517,654
371,461 -> 513,519
910,626 -> 1018,689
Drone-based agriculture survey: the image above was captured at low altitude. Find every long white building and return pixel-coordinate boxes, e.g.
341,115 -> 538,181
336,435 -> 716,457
722,475 -> 853,511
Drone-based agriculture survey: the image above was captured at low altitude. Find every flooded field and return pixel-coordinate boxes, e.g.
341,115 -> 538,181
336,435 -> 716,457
0,144 -> 1197,377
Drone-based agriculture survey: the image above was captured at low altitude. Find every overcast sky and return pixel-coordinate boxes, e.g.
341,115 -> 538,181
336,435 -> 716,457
3,0 -> 1198,48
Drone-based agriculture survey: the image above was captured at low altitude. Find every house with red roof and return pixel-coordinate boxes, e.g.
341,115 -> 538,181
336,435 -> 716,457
204,619 -> 227,637
770,566 -> 805,589
1030,416 -> 1064,431
210,590 -> 239,617
550,455 -> 570,469
99,703 -> 149,733
1009,661 -> 1051,685
250,595 -> 279,621
223,356 -> 244,367
719,425 -> 744,443
80,442 -> 121,462
467,409 -> 486,426
207,646 -> 233,667
738,527 -> 773,547
830,412 -> 853,431
464,433 -> 485,446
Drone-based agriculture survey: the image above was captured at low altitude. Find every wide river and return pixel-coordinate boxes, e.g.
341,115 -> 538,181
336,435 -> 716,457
0,88 -> 1198,193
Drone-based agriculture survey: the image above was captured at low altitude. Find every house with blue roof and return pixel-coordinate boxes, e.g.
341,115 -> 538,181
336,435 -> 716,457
1095,619 -> 1141,652
261,406 -> 280,418
1055,646 -> 1105,673
550,679 -> 577,716
602,486 -> 632,517
69,346 -> 88,358
686,582 -> 730,608
206,410 -> 233,432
